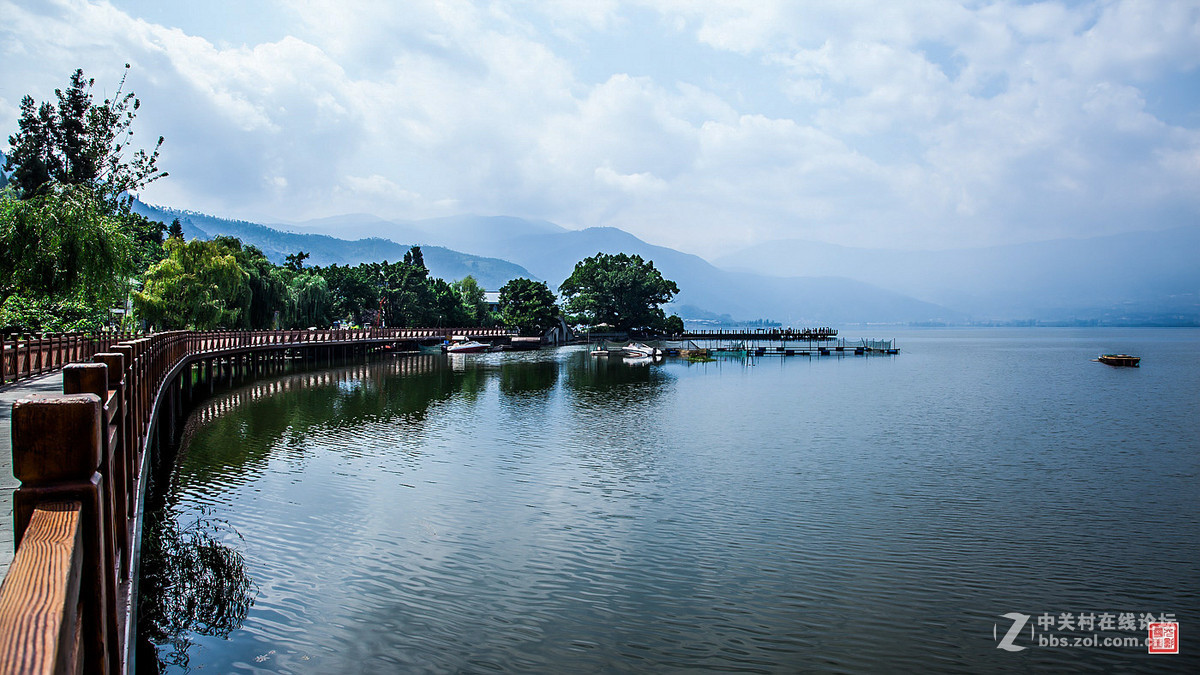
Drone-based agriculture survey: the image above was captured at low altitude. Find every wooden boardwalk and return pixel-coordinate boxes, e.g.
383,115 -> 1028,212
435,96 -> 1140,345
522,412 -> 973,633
0,372 -> 65,581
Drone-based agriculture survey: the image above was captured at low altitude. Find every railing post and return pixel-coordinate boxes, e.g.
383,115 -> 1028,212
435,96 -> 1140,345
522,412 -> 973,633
94,352 -> 132,528
11,393 -> 119,674
64,362 -> 131,581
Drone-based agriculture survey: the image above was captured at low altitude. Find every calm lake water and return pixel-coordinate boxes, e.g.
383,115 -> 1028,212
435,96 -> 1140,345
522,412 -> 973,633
139,328 -> 1199,673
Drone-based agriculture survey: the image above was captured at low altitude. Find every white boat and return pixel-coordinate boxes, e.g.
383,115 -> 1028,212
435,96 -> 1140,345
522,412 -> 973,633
621,342 -> 660,358
446,340 -> 489,354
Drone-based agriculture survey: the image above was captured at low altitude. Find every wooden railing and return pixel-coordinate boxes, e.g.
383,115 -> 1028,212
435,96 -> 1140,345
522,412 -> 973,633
1,333 -> 139,386
0,326 -> 516,674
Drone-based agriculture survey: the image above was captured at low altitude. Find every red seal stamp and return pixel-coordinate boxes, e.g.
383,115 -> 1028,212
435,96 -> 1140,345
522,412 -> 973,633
1148,622 -> 1178,654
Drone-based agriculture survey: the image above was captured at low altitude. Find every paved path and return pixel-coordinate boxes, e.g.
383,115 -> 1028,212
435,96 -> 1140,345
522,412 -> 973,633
0,371 -> 65,581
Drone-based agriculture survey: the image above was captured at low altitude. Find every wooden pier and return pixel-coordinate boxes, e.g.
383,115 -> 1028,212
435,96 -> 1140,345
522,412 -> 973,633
677,327 -> 839,341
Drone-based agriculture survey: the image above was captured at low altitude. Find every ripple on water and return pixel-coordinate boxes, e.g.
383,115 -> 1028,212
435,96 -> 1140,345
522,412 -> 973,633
144,338 -> 1200,674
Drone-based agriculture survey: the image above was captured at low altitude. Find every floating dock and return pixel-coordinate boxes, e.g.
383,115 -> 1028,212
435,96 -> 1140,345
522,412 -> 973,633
590,335 -> 898,359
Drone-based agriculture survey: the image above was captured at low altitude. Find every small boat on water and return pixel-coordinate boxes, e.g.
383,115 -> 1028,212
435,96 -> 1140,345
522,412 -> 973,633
622,342 -> 661,358
1096,354 -> 1140,367
446,340 -> 489,354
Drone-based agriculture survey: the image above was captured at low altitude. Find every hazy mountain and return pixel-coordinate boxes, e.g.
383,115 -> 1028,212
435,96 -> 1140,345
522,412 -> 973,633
714,227 -> 1200,322
132,201 -> 535,290
286,213 -> 569,251
296,214 -> 959,324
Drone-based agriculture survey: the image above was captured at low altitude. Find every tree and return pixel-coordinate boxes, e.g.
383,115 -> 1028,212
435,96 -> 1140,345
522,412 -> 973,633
134,237 -> 248,329
228,242 -> 289,329
284,251 -> 309,271
0,183 -> 134,307
499,278 -> 558,337
558,253 -> 679,332
5,66 -> 166,203
451,275 -> 488,325
430,277 -> 471,327
286,273 -> 333,328
316,264 -> 378,326
403,245 -> 425,270
661,314 -> 685,336
2,67 -> 168,331
167,217 -> 183,239
379,258 -> 436,327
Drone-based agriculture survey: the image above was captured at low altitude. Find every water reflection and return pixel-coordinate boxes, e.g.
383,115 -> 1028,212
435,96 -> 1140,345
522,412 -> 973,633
563,350 -> 673,409
137,504 -> 256,673
498,358 -> 558,398
172,355 -> 492,493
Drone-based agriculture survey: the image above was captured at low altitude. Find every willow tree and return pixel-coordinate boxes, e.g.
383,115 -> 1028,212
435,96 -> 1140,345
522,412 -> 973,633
134,238 -> 248,329
0,184 -> 133,303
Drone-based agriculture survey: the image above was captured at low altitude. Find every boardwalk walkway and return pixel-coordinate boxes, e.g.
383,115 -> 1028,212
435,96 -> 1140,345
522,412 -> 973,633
0,371 -> 63,581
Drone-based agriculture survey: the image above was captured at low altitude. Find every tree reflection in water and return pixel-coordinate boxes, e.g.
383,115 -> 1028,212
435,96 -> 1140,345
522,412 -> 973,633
137,506 -> 256,673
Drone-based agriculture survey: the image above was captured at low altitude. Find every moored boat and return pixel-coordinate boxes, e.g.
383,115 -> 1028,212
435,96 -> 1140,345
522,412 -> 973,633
622,342 -> 660,358
1096,354 -> 1140,367
446,340 -> 490,354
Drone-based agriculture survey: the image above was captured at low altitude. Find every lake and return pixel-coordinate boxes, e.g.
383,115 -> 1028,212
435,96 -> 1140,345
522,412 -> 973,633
138,328 -> 1199,673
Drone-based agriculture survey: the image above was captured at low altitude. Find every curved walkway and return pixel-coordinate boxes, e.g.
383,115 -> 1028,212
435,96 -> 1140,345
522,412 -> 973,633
0,371 -> 65,580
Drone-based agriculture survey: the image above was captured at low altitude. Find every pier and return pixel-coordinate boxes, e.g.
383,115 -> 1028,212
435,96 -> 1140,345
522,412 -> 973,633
677,327 -> 839,341
0,326 -> 513,674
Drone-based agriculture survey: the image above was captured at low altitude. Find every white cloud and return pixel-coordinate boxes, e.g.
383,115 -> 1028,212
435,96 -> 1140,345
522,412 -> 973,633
1,0 -> 1197,257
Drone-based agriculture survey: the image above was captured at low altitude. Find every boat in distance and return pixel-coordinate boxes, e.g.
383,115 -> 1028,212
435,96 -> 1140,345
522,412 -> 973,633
446,340 -> 490,354
622,342 -> 661,358
1096,354 -> 1140,367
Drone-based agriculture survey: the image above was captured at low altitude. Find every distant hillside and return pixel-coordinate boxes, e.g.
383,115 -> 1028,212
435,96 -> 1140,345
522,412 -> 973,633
714,227 -> 1200,323
295,214 -> 961,324
132,201 -> 535,289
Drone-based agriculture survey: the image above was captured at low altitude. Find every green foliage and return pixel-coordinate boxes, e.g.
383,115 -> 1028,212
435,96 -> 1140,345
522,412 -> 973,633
0,184 -> 134,308
558,252 -> 679,332
403,245 -> 425,269
227,243 -> 288,329
431,277 -> 471,326
0,292 -> 113,333
167,217 -> 183,240
1,66 -> 170,332
283,251 -> 309,270
379,257 -> 435,327
451,275 -> 488,325
5,66 -> 166,203
499,277 -> 558,336
661,314 -> 685,335
287,273 -> 333,328
135,237 -> 249,329
315,263 -> 377,326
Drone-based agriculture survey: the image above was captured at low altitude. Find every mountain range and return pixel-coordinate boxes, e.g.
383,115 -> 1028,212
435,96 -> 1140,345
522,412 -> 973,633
714,228 -> 1200,323
132,202 -> 532,291
132,200 -> 1200,326
266,212 -> 959,324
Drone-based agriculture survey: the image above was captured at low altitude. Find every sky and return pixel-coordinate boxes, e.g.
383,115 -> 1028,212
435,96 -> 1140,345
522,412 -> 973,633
1,0 -> 1198,258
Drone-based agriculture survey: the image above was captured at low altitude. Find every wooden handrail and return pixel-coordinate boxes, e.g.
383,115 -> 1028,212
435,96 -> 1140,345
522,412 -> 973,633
0,502 -> 84,675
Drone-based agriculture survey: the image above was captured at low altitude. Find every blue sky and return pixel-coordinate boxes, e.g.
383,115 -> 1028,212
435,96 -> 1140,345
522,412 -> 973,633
2,0 -> 1198,257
